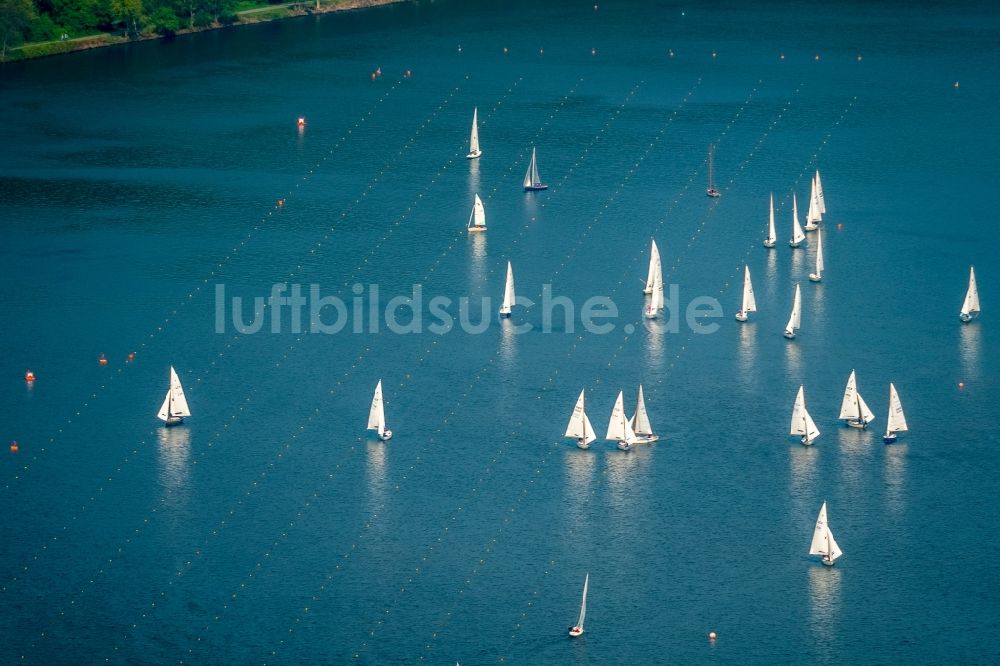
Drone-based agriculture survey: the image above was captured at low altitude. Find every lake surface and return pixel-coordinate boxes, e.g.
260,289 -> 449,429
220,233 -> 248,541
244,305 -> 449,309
1,0 -> 998,663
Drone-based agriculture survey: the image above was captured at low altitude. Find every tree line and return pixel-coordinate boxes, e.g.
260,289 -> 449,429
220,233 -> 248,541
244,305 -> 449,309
2,0 -> 256,58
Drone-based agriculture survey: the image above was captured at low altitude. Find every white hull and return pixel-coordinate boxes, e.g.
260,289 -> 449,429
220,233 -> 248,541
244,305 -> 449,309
632,434 -> 659,444
568,626 -> 584,638
617,441 -> 632,451
164,416 -> 184,427
804,223 -> 818,231
846,419 -> 867,429
735,311 -> 748,322
379,429 -> 393,441
789,239 -> 802,248
801,435 -> 815,445
809,273 -> 822,282
883,433 -> 898,444
643,307 -> 657,319
466,150 -> 481,159
706,188 -> 720,198
959,312 -> 974,323
576,439 -> 591,450
468,227 -> 486,233
784,331 -> 796,340
763,239 -> 776,248
499,310 -> 511,317
821,557 -> 835,567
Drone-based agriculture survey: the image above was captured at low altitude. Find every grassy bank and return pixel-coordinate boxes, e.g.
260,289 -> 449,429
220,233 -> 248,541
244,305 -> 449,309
5,0 -> 405,63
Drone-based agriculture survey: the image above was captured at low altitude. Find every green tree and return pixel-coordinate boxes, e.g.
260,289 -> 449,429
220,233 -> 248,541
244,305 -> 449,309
148,4 -> 177,34
0,0 -> 36,60
110,0 -> 141,37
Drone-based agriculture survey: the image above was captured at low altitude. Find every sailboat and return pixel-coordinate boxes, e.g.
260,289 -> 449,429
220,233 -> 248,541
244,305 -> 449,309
789,193 -> 805,247
815,169 -> 826,214
606,390 -> 637,451
959,265 -> 980,322
883,382 -> 908,444
735,264 -> 757,322
839,369 -> 875,429
568,573 -> 588,637
805,176 -> 822,231
790,385 -> 820,445
783,284 -> 801,339
706,143 -> 721,197
809,502 -> 843,566
763,193 -> 777,248
466,107 -> 481,159
643,263 -> 663,319
629,384 -> 659,444
522,147 -> 548,191
565,389 -> 597,450
808,227 -> 824,282
642,239 -> 661,294
499,261 -> 515,317
367,380 -> 393,441
467,193 -> 486,231
157,366 -> 191,426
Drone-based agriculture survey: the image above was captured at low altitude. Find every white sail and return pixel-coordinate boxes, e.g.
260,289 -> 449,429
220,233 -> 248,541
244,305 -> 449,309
784,284 -> 801,337
643,240 -> 661,294
885,383 -> 908,436
565,390 -> 597,445
741,265 -> 757,314
961,266 -> 980,318
467,194 -> 486,230
790,193 -> 805,245
467,107 -> 481,158
367,380 -> 386,437
809,502 -> 843,563
649,269 -> 664,311
813,227 -> 824,278
523,147 -> 545,189
790,385 -> 820,443
631,385 -> 654,436
606,391 -> 636,444
764,193 -> 777,246
838,370 -> 859,420
806,176 -> 822,227
500,261 -> 515,314
576,573 -> 589,629
839,370 -> 875,425
157,366 -> 191,421
815,169 -> 826,214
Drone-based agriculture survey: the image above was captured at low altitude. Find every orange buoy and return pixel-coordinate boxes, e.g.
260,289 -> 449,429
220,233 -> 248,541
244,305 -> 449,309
297,117 -> 306,126
24,370 -> 35,382
10,441 -> 18,453
959,382 -> 965,389
127,352 -> 136,362
98,353 -> 108,366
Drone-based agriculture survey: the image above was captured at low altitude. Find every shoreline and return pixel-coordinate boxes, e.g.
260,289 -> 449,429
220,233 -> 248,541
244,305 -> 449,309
5,0 -> 408,63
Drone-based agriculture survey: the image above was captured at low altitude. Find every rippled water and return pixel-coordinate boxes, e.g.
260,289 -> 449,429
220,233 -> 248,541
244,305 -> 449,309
1,0 -> 998,663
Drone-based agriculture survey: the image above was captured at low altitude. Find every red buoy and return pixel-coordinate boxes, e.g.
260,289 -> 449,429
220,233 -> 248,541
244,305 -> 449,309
24,370 -> 35,382
10,441 -> 18,453
98,353 -> 108,366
